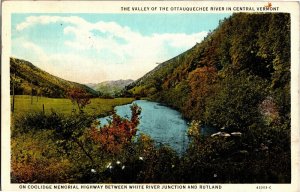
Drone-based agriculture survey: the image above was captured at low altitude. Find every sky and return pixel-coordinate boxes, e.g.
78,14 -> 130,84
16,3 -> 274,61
12,13 -> 231,84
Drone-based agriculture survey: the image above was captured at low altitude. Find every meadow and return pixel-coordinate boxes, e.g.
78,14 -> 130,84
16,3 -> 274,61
11,95 -> 134,117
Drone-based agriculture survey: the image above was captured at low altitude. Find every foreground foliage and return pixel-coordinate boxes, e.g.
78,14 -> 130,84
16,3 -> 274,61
11,106 -> 290,183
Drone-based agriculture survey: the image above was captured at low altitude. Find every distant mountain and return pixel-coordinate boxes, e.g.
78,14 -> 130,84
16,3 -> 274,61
86,79 -> 134,96
10,57 -> 98,98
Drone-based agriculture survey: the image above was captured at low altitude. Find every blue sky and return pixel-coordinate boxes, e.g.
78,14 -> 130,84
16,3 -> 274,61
12,13 -> 231,83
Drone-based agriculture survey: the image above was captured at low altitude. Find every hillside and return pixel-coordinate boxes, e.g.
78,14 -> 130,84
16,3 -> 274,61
127,13 -> 290,128
126,13 -> 291,182
10,57 -> 98,98
86,79 -> 133,97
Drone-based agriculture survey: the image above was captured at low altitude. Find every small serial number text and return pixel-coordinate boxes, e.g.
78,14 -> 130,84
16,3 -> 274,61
256,185 -> 272,190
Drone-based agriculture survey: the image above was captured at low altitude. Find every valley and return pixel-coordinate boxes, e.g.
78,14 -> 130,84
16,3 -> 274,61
10,12 -> 291,183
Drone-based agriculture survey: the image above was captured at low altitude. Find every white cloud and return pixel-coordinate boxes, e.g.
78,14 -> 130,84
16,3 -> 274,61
16,16 -> 88,31
22,41 -> 49,63
14,16 -> 208,83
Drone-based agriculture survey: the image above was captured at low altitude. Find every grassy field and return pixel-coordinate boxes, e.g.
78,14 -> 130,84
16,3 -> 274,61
11,95 -> 134,117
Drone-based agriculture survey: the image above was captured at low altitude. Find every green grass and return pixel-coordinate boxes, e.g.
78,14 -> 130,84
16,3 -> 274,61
11,95 -> 134,117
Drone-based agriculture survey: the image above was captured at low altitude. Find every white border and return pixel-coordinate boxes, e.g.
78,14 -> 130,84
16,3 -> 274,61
2,1 -> 300,191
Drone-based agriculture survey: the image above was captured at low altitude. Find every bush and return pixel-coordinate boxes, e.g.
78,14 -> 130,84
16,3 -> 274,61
12,111 -> 63,135
180,120 -> 290,183
11,130 -> 72,183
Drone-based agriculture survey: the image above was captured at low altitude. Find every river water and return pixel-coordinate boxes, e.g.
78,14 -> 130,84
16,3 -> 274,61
99,100 -> 215,154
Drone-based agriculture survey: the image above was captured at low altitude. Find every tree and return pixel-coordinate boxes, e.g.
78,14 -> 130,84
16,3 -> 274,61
66,88 -> 91,113
204,72 -> 268,130
183,66 -> 217,120
89,104 -> 141,155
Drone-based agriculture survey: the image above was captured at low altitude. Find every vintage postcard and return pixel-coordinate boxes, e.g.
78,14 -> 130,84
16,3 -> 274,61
1,1 -> 299,191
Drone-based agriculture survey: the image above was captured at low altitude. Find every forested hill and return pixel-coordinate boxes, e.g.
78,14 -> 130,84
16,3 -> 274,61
127,13 -> 290,130
10,57 -> 98,98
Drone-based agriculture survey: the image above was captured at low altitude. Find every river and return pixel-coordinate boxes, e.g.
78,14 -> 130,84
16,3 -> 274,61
99,100 -> 215,154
